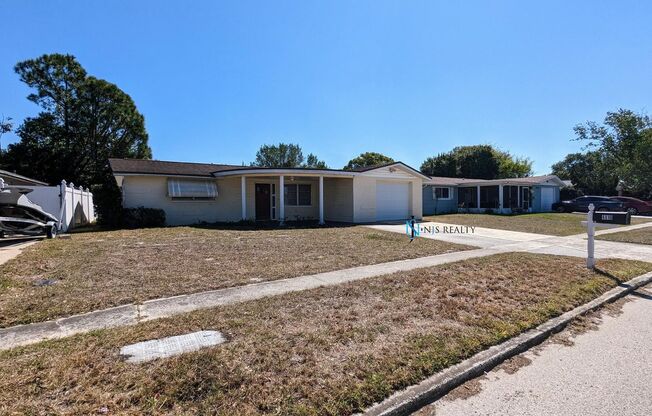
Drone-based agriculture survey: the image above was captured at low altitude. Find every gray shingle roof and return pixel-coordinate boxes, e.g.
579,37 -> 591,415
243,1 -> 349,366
109,159 -> 243,177
426,175 -> 563,186
0,169 -> 49,186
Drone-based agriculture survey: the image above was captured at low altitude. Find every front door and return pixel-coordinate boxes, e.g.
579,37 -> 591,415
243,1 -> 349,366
255,183 -> 271,220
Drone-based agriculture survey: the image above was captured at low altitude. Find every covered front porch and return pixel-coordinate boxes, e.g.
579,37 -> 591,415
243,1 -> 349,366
214,169 -> 355,224
458,184 -> 533,213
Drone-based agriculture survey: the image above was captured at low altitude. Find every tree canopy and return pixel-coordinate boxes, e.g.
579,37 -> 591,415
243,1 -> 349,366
0,54 -> 152,186
251,143 -> 328,168
570,109 -> 652,197
0,53 -> 152,225
420,145 -> 532,179
0,115 -> 12,154
343,152 -> 394,170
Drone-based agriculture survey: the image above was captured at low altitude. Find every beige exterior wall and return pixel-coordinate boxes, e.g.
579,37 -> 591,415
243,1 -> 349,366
122,175 -> 242,225
120,166 -> 423,225
323,177 -> 354,222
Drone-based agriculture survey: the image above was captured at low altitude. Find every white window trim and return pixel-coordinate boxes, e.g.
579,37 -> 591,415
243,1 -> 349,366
432,186 -> 453,200
284,183 -> 313,207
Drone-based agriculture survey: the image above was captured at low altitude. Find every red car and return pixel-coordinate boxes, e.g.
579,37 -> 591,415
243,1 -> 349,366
609,196 -> 652,215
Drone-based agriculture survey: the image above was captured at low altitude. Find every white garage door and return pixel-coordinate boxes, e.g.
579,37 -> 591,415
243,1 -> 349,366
540,187 -> 554,211
376,181 -> 410,221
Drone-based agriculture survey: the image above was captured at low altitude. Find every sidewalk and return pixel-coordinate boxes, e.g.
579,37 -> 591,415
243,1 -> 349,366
420,284 -> 652,416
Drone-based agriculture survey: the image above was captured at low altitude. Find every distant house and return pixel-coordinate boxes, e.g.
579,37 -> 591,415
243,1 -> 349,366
423,175 -> 565,214
0,169 -> 48,186
109,159 -> 427,225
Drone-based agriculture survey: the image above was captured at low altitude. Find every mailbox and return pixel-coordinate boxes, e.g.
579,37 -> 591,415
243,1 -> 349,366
593,211 -> 631,225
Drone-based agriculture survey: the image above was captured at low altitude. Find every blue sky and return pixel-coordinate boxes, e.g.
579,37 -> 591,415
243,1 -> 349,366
2,1 -> 651,174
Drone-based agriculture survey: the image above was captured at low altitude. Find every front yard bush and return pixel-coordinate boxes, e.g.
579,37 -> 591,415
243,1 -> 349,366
122,207 -> 166,228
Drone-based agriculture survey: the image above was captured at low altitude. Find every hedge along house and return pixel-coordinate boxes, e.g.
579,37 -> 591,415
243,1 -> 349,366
423,175 -> 565,215
109,159 -> 426,226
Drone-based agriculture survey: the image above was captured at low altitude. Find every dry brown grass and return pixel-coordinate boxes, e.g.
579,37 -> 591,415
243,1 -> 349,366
597,227 -> 652,245
424,213 -> 652,236
0,253 -> 650,415
0,225 -> 470,327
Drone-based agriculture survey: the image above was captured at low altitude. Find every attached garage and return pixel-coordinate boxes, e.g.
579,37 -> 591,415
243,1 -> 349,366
540,187 -> 555,212
375,181 -> 410,221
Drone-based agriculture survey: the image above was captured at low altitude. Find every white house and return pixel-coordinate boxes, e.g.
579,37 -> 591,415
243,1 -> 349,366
110,159 -> 427,225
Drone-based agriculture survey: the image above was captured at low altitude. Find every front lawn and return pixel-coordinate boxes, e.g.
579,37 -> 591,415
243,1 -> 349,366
597,227 -> 652,245
1,253 -> 650,414
423,213 -> 652,236
0,226 -> 471,328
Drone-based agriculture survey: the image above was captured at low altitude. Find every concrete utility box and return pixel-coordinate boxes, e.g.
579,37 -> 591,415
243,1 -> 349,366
593,211 -> 631,225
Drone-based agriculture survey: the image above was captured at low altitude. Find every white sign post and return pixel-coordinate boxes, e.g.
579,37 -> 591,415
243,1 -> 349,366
586,203 -> 595,269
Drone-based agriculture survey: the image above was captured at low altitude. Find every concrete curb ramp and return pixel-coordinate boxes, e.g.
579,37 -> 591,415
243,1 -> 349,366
0,248 -> 496,351
362,270 -> 652,416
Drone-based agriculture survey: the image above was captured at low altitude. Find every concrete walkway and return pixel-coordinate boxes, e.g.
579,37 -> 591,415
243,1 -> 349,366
0,238 -> 40,266
420,284 -> 652,416
0,247 -> 497,350
368,221 -> 652,262
593,220 -> 652,236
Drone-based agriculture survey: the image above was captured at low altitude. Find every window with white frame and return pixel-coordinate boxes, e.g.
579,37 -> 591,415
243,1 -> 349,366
284,184 -> 311,206
167,178 -> 218,200
432,186 -> 452,200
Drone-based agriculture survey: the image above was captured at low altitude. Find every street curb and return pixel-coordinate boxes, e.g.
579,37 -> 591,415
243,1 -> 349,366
363,270 -> 652,416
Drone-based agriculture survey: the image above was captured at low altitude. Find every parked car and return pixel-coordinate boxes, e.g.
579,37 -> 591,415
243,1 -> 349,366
609,196 -> 652,215
0,182 -> 59,239
552,196 -> 626,213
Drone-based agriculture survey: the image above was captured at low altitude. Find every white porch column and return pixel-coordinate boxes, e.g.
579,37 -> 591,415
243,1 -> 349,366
476,185 -> 481,211
279,175 -> 285,224
498,184 -> 504,213
319,176 -> 324,225
517,186 -> 521,208
240,176 -> 246,220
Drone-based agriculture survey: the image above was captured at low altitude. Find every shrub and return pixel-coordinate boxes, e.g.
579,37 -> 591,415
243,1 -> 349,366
92,170 -> 125,228
122,207 -> 166,229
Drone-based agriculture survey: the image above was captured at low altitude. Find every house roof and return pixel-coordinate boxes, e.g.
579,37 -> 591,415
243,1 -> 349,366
0,169 -> 49,186
109,158 -> 429,180
427,176 -> 478,186
426,174 -> 565,187
109,158 -> 243,177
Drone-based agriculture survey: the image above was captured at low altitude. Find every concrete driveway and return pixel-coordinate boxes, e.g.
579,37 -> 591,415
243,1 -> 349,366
368,221 -> 652,262
0,237 -> 40,266
416,285 -> 652,416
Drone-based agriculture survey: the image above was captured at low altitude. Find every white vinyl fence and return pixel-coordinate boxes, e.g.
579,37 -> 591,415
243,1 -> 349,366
24,180 -> 96,232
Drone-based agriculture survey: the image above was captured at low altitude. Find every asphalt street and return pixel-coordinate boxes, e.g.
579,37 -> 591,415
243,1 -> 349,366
416,285 -> 652,416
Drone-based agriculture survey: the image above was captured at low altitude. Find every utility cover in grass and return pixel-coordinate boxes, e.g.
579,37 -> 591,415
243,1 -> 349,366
120,331 -> 225,363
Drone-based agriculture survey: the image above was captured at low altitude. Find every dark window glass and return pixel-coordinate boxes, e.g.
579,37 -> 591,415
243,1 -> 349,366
298,184 -> 311,205
284,184 -> 297,206
435,187 -> 449,199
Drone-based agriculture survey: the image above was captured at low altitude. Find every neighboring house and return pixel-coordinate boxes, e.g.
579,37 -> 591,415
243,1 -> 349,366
423,175 -> 564,214
109,159 -> 427,225
0,169 -> 48,186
